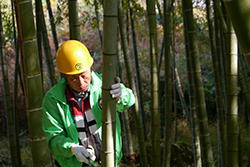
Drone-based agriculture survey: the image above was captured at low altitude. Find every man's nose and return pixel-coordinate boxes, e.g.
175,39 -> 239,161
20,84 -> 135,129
77,76 -> 84,84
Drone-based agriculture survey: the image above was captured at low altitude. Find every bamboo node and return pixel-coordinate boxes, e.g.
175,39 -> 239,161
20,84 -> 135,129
102,120 -> 117,124
27,107 -> 43,112
26,73 -> 41,79
30,136 -> 46,141
102,150 -> 115,154
23,37 -> 37,43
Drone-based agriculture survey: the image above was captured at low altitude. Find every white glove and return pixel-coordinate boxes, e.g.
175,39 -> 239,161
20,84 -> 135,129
110,77 -> 122,103
86,145 -> 96,161
70,145 -> 90,164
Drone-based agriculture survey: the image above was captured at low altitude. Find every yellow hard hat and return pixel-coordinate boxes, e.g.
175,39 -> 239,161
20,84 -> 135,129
56,40 -> 94,75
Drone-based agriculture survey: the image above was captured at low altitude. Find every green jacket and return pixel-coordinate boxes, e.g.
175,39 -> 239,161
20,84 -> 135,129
42,72 -> 135,167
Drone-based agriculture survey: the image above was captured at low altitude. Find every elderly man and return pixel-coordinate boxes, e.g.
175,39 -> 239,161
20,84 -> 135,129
42,40 -> 135,167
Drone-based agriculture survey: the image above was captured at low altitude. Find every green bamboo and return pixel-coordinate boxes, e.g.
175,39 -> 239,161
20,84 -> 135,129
121,110 -> 134,154
101,0 -> 117,165
163,0 -> 172,166
214,6 -> 227,167
14,1 -> 52,166
157,1 -> 164,74
173,6 -> 178,143
170,1 -> 191,133
226,20 -> 238,167
213,0 -> 228,76
11,0 -> 23,165
205,0 -> 226,166
159,40 -> 165,139
36,0 -> 57,87
158,3 -> 190,130
35,0 -> 43,82
182,0 -> 214,166
68,0 -> 80,40
182,5 -> 201,167
128,0 -> 147,141
147,0 -> 160,166
212,1 -> 228,103
117,38 -> 134,155
0,7 -> 19,167
118,0 -> 148,165
156,2 -> 164,138
213,0 -> 227,35
214,4 -> 226,108
239,132 -> 242,167
156,0 -> 163,25
94,0 -> 102,49
13,40 -> 23,167
45,0 -> 59,54
215,1 -> 228,110
173,66 -> 190,128
223,0 -> 250,72
219,25 -> 227,113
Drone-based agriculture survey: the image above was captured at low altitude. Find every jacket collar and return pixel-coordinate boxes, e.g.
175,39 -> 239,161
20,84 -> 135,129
65,84 -> 75,102
89,71 -> 102,92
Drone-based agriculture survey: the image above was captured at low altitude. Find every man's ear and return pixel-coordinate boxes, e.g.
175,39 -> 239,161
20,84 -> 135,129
62,73 -> 69,84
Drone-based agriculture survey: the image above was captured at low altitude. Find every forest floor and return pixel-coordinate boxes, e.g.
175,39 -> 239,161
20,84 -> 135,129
1,117 -> 250,167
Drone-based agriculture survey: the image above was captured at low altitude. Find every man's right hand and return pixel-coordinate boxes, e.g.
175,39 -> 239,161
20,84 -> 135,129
70,145 -> 90,164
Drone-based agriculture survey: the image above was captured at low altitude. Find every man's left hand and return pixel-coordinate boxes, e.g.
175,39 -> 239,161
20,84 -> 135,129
110,77 -> 122,103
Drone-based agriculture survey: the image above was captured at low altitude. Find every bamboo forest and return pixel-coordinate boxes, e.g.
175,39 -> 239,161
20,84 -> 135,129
1,0 -> 250,166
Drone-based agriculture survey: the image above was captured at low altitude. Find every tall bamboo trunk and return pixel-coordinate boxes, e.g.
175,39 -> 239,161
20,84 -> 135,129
121,110 -> 134,154
101,0 -> 117,166
94,0 -> 102,49
156,0 -> 164,139
45,0 -> 59,54
159,38 -> 165,139
214,6 -> 227,167
35,0 -> 43,81
13,41 -> 22,167
128,0 -> 147,141
205,0 -> 226,166
68,0 -> 80,40
182,5 -> 201,167
223,0 -> 250,72
11,1 -> 23,165
173,66 -> 190,128
182,0 -> 214,166
118,0 -> 148,165
36,0 -> 56,87
161,4 -> 190,128
14,1 -> 52,166
0,8 -> 19,167
172,6 -> 178,143
226,20 -> 239,167
147,0 -> 160,166
162,0 -> 172,166
213,0 -> 228,112
117,35 -> 134,155
213,0 -> 227,35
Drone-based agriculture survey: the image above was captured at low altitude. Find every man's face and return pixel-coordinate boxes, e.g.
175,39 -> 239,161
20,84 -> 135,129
65,68 -> 91,92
